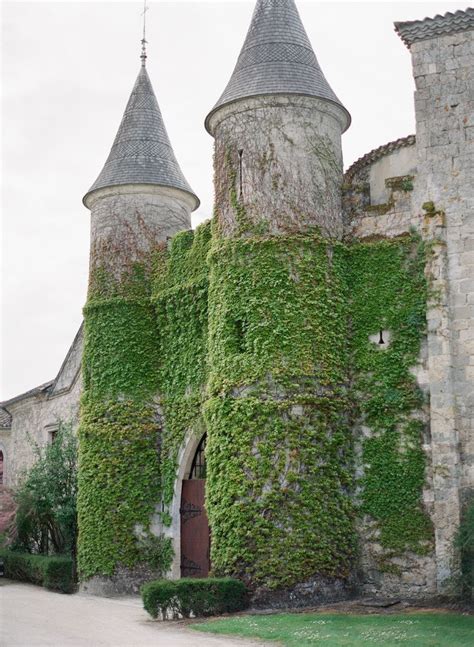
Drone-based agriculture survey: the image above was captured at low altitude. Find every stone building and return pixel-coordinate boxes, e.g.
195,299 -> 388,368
1,1 -> 473,603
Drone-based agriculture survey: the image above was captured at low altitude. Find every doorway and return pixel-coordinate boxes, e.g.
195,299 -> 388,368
180,435 -> 210,577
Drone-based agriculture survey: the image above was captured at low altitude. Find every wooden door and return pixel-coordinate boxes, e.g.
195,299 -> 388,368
180,479 -> 210,577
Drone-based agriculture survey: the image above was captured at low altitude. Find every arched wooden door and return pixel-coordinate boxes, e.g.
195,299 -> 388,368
180,435 -> 210,577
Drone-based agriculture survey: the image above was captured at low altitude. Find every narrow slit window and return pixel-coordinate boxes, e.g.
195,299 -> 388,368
234,318 -> 247,354
238,149 -> 244,199
369,328 -> 391,349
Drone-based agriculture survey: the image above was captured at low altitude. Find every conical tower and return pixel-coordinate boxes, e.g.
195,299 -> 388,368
206,0 -> 349,238
84,60 -> 198,282
78,48 -> 199,593
203,0 -> 355,603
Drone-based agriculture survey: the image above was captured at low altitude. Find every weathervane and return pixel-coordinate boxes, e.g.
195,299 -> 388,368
141,0 -> 149,66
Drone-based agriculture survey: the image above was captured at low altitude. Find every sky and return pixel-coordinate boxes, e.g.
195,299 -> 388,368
1,0 -> 470,401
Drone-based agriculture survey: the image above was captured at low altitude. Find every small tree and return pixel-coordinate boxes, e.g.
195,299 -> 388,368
12,421 -> 77,558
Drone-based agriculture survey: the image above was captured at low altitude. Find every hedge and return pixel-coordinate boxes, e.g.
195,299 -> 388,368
141,577 -> 248,619
0,550 -> 75,593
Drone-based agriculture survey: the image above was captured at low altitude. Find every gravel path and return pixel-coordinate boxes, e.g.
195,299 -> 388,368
0,579 -> 270,647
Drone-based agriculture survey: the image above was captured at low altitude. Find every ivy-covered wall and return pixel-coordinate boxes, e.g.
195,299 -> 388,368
152,223 -> 212,519
205,234 -> 356,589
77,258 -> 171,582
348,237 -> 433,568
78,214 -> 432,592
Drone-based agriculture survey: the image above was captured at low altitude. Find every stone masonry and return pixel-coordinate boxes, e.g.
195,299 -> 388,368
1,3 -> 472,602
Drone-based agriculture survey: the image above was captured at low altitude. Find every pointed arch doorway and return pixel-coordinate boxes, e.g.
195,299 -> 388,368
180,434 -> 210,577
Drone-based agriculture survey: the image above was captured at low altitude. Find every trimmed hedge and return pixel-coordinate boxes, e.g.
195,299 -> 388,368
141,577 -> 248,619
0,550 -> 75,593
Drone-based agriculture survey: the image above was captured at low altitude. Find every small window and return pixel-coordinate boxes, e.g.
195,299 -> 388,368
46,424 -> 59,444
369,329 -> 391,349
228,318 -> 248,354
189,435 -> 206,480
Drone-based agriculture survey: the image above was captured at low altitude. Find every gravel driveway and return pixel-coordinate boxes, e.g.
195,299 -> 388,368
0,579 -> 269,647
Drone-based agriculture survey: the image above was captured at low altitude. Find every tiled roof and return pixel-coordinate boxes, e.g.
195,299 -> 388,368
0,408 -> 12,429
205,0 -> 350,132
84,66 -> 199,208
395,8 -> 474,48
345,135 -> 416,181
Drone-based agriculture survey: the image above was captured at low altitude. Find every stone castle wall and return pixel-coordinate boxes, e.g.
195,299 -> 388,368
411,27 -> 474,591
1,329 -> 83,488
2,10 -> 472,603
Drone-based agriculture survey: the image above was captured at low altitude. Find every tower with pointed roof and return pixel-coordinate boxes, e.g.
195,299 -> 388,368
77,50 -> 199,593
84,59 -> 199,283
201,0 -> 356,602
2,0 -> 472,605
206,0 -> 350,239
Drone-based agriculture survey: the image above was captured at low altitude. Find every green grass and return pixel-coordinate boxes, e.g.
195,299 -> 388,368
193,612 -> 474,646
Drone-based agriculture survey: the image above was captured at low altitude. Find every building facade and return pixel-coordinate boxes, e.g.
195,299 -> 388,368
1,2 -> 473,603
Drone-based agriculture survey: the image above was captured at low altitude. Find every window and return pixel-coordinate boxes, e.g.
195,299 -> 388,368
189,435 -> 206,480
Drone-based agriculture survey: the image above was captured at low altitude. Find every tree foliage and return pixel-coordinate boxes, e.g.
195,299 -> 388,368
12,421 -> 77,557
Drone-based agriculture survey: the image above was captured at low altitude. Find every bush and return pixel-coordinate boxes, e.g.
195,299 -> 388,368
12,421 -> 77,557
456,498 -> 474,600
0,549 -> 75,593
141,577 -> 248,619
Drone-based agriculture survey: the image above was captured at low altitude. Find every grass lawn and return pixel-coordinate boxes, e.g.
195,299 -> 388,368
194,612 -> 474,646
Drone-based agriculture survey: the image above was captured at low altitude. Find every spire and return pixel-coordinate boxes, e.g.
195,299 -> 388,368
140,0 -> 148,67
84,66 -> 199,208
205,0 -> 350,132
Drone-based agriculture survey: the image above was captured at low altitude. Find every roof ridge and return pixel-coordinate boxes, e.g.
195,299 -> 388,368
0,380 -> 54,410
345,135 -> 416,181
395,7 -> 474,47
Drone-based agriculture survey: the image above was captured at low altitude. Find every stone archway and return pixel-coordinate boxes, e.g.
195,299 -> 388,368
180,435 -> 210,578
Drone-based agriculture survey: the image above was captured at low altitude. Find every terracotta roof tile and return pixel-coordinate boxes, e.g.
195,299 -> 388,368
395,8 -> 474,48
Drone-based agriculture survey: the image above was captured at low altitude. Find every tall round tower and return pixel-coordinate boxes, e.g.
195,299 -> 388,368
204,0 -> 355,603
206,0 -> 350,239
78,50 -> 199,594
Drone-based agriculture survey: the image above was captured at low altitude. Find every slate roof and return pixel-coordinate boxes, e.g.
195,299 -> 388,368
345,135 -> 416,181
84,65 -> 199,208
395,8 -> 474,48
205,0 -> 350,132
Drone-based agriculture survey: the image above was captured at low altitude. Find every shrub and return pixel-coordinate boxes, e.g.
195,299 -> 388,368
12,421 -> 77,557
0,549 -> 75,593
141,577 -> 248,619
456,497 -> 474,600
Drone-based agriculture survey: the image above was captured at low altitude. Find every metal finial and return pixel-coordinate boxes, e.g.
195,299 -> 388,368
141,0 -> 149,66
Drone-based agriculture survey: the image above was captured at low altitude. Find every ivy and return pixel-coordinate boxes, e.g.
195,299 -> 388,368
77,398 -> 166,578
204,233 -> 355,588
78,204 -> 432,589
152,222 -> 212,523
78,251 -> 170,580
204,396 -> 355,588
348,236 -> 433,555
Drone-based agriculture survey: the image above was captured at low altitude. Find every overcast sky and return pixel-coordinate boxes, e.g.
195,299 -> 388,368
1,0 -> 469,400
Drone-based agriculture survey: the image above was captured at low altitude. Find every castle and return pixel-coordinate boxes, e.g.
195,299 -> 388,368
1,1 -> 473,603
